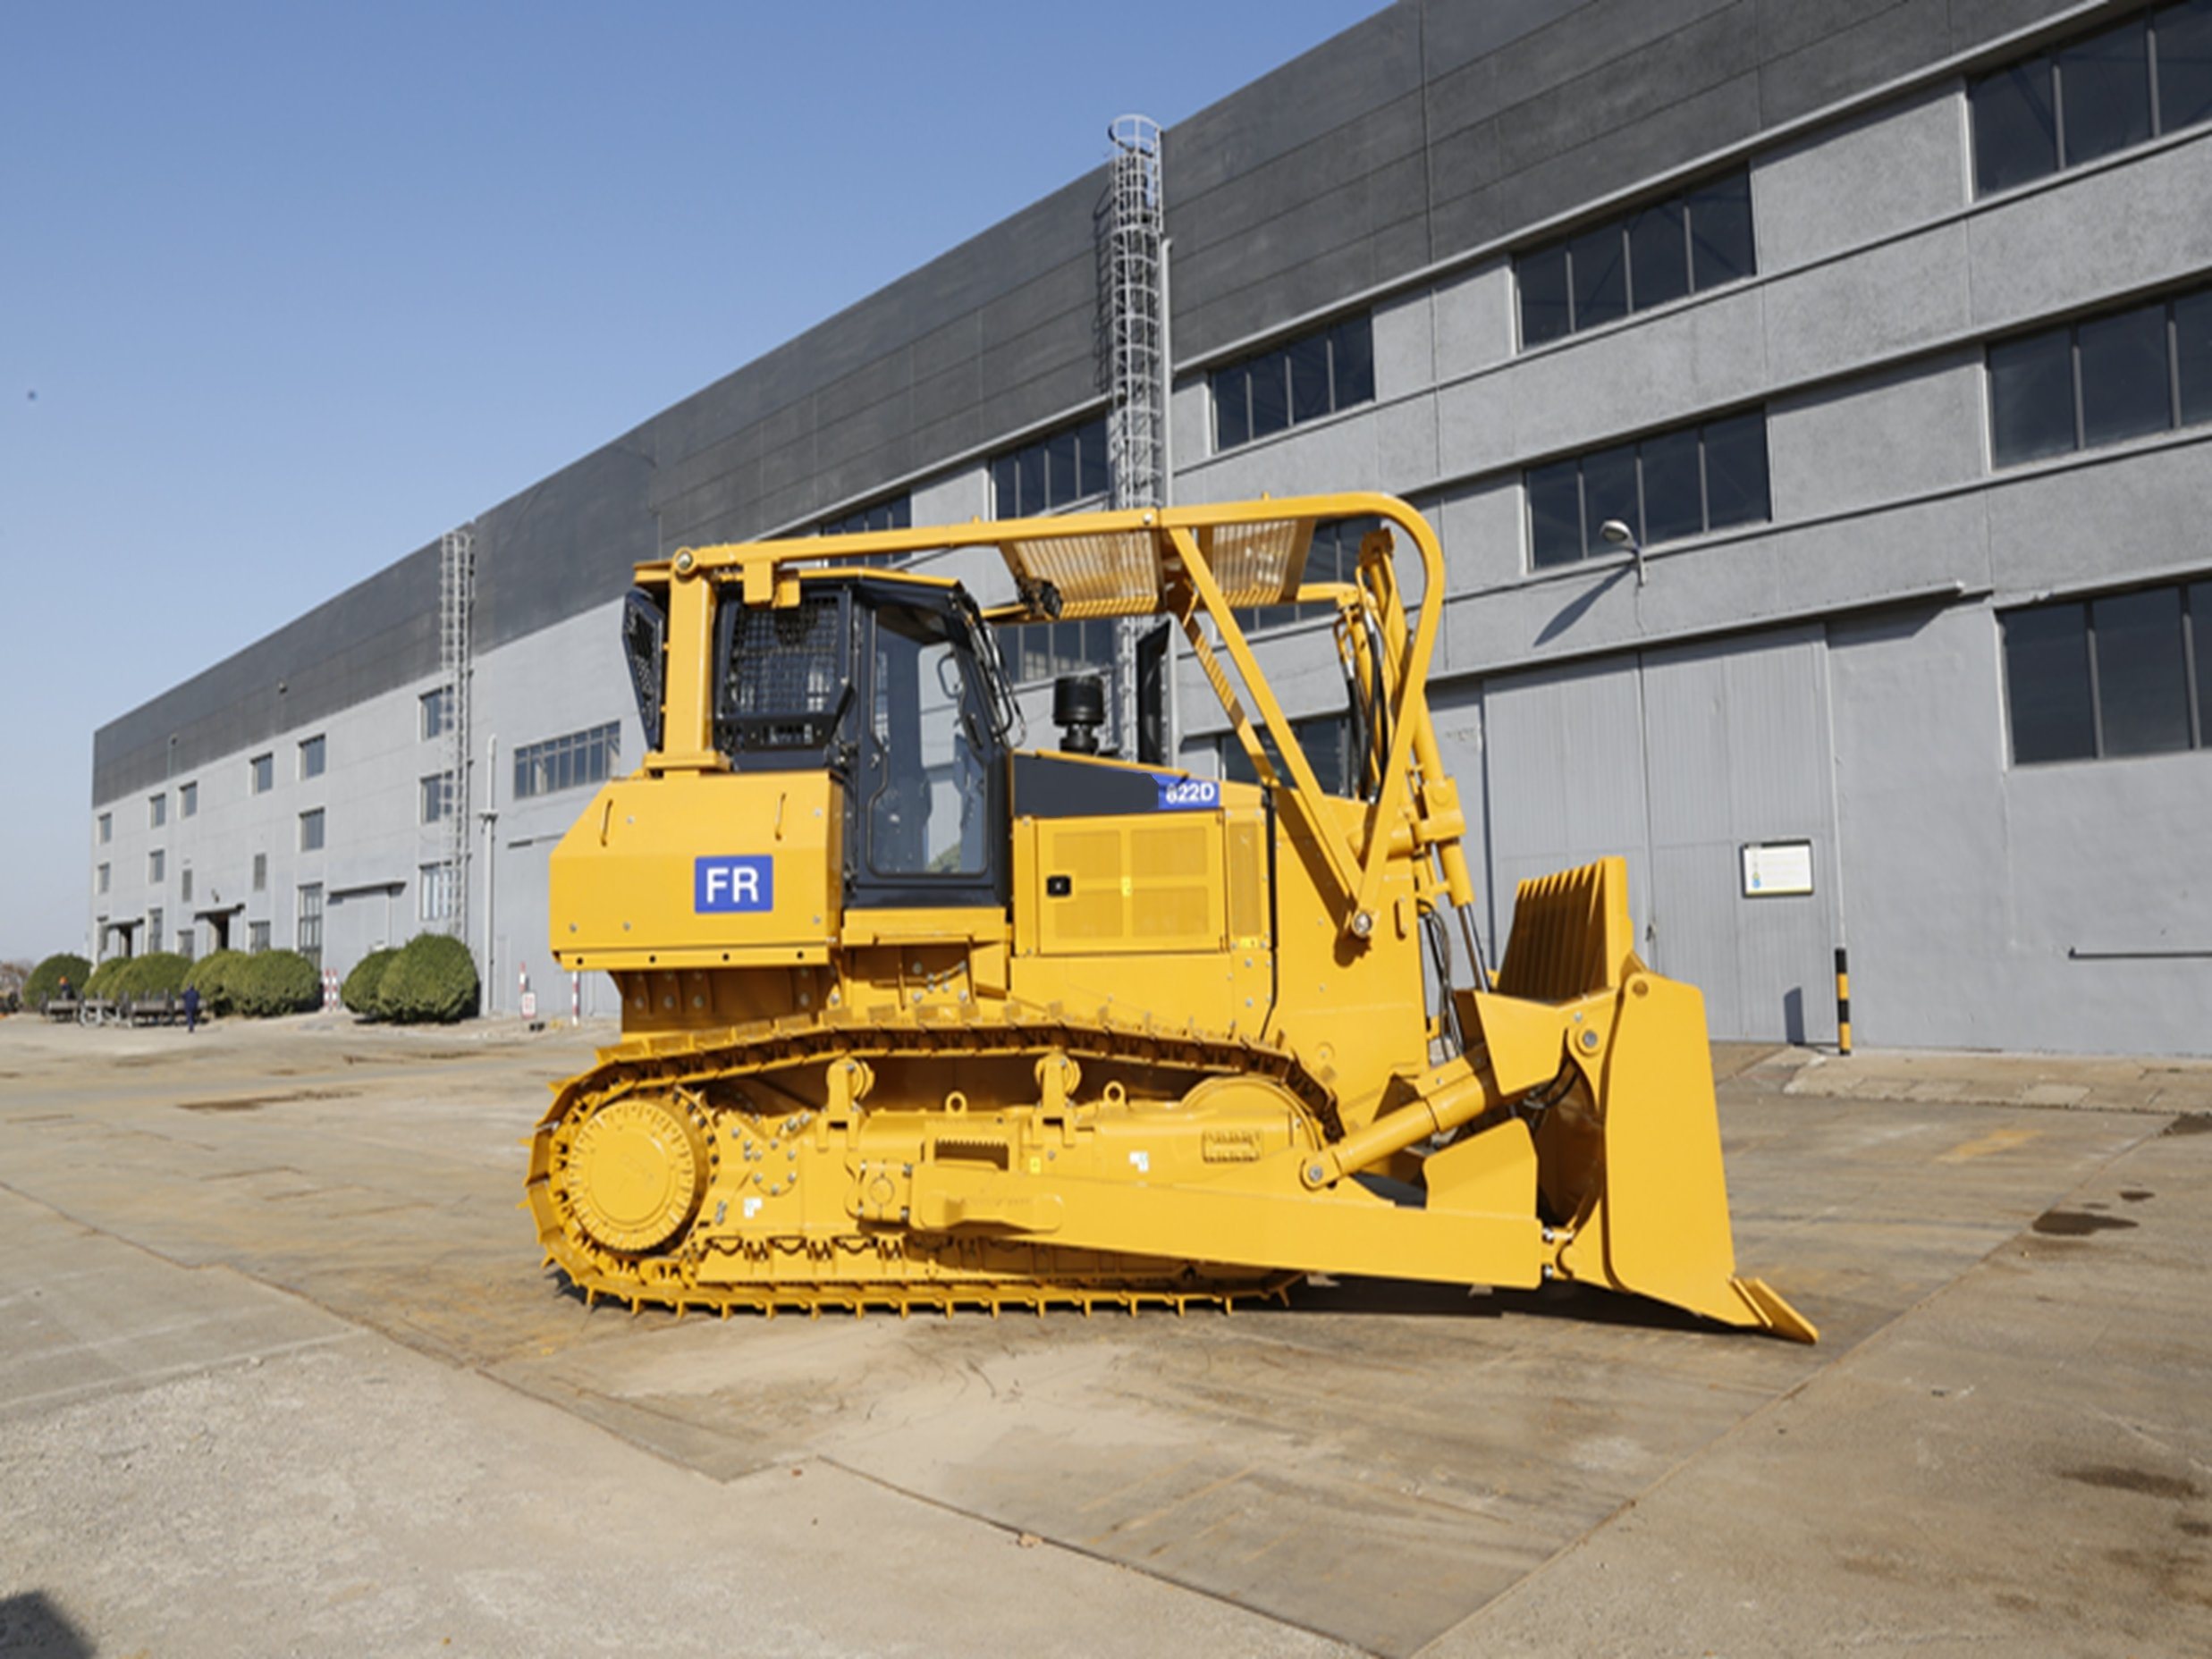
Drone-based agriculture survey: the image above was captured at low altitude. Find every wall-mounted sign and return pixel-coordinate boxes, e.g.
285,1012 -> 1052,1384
1741,839 -> 1815,897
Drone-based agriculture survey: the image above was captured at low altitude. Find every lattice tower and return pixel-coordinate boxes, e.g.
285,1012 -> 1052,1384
1106,115 -> 1165,754
438,525 -> 474,939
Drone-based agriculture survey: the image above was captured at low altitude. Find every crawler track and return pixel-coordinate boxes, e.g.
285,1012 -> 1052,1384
527,1004 -> 1339,1318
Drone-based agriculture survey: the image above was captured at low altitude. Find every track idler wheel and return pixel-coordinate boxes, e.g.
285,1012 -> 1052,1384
559,1091 -> 712,1255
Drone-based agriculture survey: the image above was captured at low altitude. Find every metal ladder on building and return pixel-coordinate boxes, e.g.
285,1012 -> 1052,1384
1106,114 -> 1166,754
438,525 -> 474,940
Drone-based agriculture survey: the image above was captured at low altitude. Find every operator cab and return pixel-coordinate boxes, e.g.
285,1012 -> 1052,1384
628,574 -> 1017,912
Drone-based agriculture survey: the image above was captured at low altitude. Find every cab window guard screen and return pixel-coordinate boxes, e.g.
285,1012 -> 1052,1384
713,590 -> 854,754
621,587 -> 668,753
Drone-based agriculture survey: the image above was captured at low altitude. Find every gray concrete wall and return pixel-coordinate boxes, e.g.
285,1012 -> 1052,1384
1829,602 -> 2212,1054
98,0 -> 2093,810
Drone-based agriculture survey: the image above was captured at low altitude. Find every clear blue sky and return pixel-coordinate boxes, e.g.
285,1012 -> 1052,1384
0,0 -> 1384,964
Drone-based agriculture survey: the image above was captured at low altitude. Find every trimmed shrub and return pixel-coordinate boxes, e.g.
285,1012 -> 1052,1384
183,949 -> 249,1017
376,932 -> 479,1024
84,956 -> 130,999
112,953 -> 191,1002
342,948 -> 398,1017
26,953 -> 90,1006
231,950 -> 322,1017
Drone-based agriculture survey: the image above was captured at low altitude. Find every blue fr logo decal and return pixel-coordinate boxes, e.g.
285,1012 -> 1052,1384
695,855 -> 773,913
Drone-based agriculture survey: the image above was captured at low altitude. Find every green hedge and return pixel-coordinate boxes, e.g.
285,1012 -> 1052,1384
376,933 -> 479,1023
26,953 -> 89,1006
230,950 -> 323,1017
342,948 -> 398,1017
182,949 -> 249,1017
112,953 -> 192,1001
84,956 -> 128,999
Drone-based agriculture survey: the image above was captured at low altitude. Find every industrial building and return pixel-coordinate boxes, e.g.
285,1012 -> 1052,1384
91,0 -> 2212,1052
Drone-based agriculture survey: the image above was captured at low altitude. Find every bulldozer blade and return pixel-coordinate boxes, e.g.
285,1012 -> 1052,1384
1558,970 -> 1818,1343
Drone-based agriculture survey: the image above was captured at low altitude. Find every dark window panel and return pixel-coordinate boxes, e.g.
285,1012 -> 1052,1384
2094,587 -> 2192,754
1331,316 -> 1374,408
992,454 -> 1019,517
1526,460 -> 1584,569
1017,443 -> 1046,518
1289,333 -> 1331,423
1627,203 -> 1690,312
1302,717 -> 1349,798
1250,349 -> 1290,440
1306,521 -> 1344,588
1214,366 -> 1250,451
2005,603 -> 2098,762
1988,327 -> 2078,465
1701,411 -> 1772,530
2078,301 -> 2174,446
2157,0 -> 2212,130
889,495 -> 912,529
1581,442 -> 1640,552
2192,581 -> 2212,742
1640,426 -> 1704,543
2176,290 -> 2212,425
1519,246 -> 1572,347
1077,417 -> 1109,500
1973,60 -> 2059,193
2059,18 -> 2153,165
1687,172 -> 1756,290
1045,428 -> 1078,506
1569,224 -> 1628,330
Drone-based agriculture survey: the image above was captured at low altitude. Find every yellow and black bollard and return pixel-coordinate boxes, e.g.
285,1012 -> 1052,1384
1834,946 -> 1852,1055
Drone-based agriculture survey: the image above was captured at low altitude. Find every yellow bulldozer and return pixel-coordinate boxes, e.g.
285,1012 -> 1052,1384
526,493 -> 1815,1341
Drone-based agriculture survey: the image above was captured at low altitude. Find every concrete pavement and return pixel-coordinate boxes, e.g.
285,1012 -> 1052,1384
2,1014 -> 2206,1656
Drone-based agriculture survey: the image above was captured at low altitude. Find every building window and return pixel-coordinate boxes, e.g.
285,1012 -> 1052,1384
1212,314 -> 1376,451
148,848 -> 165,883
177,930 -> 195,962
1220,712 -> 1356,796
252,852 -> 267,893
2003,578 -> 2211,763
148,906 -> 163,949
418,862 -> 457,922
514,722 -> 621,801
181,867 -> 193,903
1972,2 -> 2212,197
1525,409 -> 1771,569
1989,282 -> 2212,467
180,781 -> 197,818
297,883 -> 324,966
1243,518 -> 1382,634
991,414 -> 1110,517
249,753 -> 274,794
420,772 -> 454,824
992,413 -> 1114,678
300,734 -> 325,779
249,919 -> 271,953
820,493 -> 913,565
998,618 -> 1121,686
97,862 -> 110,895
421,686 -> 453,739
148,792 -> 166,829
299,809 -> 325,852
1517,169 -> 1756,349
98,812 -> 111,844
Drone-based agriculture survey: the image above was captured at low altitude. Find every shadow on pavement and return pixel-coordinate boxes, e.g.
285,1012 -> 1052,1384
0,1591 -> 94,1659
